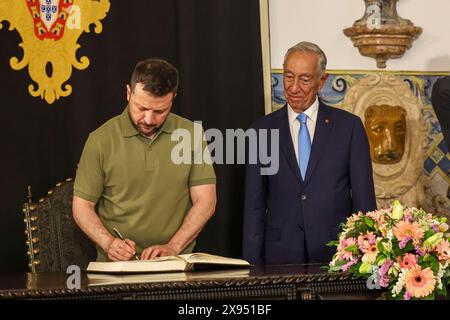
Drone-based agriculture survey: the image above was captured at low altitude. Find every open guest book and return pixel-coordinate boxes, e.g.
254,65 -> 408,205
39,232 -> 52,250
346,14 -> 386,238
86,253 -> 250,273
87,269 -> 251,286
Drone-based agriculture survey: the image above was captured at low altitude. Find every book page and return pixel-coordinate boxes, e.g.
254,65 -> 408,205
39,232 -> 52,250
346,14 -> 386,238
180,253 -> 250,266
87,256 -> 188,273
86,253 -> 250,273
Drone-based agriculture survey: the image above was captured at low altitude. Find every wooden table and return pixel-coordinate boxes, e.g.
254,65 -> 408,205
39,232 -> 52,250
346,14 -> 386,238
0,264 -> 381,300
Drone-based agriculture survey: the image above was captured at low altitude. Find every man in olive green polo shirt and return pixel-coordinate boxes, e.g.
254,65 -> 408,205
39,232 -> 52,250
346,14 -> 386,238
73,58 -> 216,261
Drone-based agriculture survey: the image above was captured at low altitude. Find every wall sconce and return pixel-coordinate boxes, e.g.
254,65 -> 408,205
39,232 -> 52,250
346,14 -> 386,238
343,0 -> 422,68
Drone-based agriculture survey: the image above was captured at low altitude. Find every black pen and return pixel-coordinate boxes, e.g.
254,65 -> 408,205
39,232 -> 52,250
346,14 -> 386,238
113,227 -> 140,260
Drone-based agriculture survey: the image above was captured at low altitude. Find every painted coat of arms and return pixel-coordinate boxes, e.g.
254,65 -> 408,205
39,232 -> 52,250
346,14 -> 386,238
0,0 -> 110,103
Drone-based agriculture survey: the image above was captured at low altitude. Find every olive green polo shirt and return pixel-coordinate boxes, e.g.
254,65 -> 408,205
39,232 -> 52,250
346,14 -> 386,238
74,107 -> 216,261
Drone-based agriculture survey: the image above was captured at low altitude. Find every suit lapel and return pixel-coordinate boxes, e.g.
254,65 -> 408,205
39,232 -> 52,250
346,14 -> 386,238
303,102 -> 334,184
278,105 -> 302,184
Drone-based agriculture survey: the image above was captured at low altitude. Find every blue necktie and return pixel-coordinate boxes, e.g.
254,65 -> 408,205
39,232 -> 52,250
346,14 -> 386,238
297,113 -> 311,180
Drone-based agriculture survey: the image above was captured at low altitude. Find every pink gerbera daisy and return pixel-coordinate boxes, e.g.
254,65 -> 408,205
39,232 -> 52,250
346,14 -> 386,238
397,253 -> 417,269
404,265 -> 436,298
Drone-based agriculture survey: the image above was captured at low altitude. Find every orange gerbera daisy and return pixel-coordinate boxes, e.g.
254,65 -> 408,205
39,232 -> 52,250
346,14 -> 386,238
404,265 -> 436,298
393,221 -> 424,242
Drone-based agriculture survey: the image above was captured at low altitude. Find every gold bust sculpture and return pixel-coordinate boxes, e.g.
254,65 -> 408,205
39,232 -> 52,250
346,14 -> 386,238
364,105 -> 407,164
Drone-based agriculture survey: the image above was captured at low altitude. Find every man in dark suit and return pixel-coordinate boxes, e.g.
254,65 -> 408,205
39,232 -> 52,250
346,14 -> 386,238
243,42 -> 377,265
431,76 -> 450,151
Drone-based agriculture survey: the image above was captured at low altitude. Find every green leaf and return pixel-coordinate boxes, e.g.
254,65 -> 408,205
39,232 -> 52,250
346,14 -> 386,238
348,263 -> 363,275
423,254 -> 437,263
436,284 -> 447,298
392,239 -> 402,257
345,244 -> 359,254
377,241 -> 384,252
424,230 -> 434,239
429,261 -> 440,274
402,240 -> 415,253
345,219 -> 379,238
364,217 -> 374,228
421,292 -> 436,300
375,254 -> 386,265
328,265 -> 342,272
326,240 -> 339,247
328,259 -> 347,272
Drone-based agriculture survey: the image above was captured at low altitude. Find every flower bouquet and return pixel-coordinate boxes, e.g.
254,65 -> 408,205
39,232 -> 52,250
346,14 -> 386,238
328,200 -> 450,300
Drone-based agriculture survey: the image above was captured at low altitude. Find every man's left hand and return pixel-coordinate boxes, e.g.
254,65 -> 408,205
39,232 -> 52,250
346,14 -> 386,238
140,244 -> 179,260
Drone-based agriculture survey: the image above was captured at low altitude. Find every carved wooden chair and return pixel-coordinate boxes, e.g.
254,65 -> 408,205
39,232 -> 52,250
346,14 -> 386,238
22,178 -> 96,272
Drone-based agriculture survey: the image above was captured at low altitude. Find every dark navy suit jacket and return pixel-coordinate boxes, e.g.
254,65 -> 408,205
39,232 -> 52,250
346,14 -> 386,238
431,76 -> 450,150
243,101 -> 377,264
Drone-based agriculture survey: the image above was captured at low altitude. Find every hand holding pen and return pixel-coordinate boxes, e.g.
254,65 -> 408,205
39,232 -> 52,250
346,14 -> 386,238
109,227 -> 140,261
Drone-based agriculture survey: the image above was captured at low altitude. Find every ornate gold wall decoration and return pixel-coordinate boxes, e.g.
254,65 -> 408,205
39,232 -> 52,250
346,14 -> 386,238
343,0 -> 422,68
0,0 -> 110,104
342,73 -> 428,208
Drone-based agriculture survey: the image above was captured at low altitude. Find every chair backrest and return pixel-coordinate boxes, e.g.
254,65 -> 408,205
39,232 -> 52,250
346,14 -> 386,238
23,178 -> 97,272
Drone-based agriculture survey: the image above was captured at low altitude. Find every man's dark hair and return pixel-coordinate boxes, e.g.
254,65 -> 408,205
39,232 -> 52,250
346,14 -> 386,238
130,58 -> 179,96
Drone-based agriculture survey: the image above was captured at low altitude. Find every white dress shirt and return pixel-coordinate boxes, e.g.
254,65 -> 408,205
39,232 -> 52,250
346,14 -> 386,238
287,97 -> 319,163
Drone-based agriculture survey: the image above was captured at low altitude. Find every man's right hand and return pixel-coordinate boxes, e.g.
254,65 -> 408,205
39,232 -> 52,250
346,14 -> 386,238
107,238 -> 137,261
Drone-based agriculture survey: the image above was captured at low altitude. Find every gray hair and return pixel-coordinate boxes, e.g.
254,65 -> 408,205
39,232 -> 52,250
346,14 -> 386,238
283,41 -> 327,76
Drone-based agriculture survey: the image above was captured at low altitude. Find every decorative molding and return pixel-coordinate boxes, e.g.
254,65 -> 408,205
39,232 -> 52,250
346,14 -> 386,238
0,272 -> 369,300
